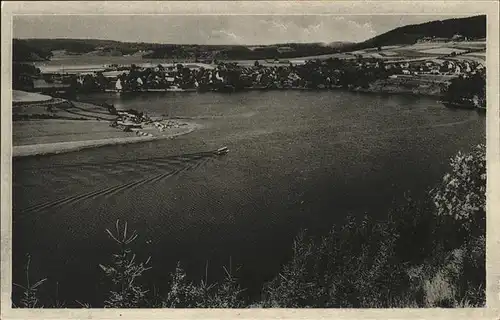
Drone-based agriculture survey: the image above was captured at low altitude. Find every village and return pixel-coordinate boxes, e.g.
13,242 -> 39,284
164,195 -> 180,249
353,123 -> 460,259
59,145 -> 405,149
25,55 -> 483,94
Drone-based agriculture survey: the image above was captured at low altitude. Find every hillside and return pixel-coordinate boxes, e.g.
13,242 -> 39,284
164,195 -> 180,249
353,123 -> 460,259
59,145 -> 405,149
354,15 -> 486,50
14,38 -> 156,56
12,38 -> 354,62
142,42 -> 354,60
12,39 -> 53,62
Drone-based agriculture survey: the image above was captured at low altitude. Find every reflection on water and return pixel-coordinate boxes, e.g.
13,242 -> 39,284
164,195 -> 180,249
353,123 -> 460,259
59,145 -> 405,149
12,90 -> 485,305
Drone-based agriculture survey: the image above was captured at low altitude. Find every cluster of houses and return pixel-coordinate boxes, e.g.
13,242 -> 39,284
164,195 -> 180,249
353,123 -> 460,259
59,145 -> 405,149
99,61 -> 362,92
25,51 -> 485,95
387,58 -> 484,78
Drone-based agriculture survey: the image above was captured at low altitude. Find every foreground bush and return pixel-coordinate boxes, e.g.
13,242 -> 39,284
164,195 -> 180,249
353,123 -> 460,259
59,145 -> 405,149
99,220 -> 151,308
432,144 -> 486,234
162,261 -> 244,308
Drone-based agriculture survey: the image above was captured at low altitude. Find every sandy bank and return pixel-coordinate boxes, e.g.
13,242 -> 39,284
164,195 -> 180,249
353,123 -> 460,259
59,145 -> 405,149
12,90 -> 53,104
13,122 -> 199,158
13,119 -> 137,145
13,96 -> 201,157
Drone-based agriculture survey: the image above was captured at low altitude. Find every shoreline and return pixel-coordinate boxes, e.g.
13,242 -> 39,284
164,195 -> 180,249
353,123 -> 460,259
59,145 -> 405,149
97,82 -> 446,98
12,121 -> 200,158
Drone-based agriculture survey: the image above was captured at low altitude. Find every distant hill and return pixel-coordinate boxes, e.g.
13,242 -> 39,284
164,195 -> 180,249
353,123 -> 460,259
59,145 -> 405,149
12,39 -> 53,62
143,42 -> 353,60
15,38 -> 155,56
354,15 -> 486,50
11,15 -> 486,62
12,38 -> 354,62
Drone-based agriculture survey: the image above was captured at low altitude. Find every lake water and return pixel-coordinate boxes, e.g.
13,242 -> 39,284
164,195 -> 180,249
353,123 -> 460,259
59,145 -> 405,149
12,90 -> 485,306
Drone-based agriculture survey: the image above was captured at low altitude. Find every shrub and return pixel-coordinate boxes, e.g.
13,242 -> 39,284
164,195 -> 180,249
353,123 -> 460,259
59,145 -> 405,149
12,255 -> 47,308
163,259 -> 245,308
423,269 -> 456,307
455,234 -> 486,306
163,262 -> 205,308
205,261 -> 245,308
416,144 -> 487,307
317,215 -> 404,308
263,216 -> 405,308
431,144 -> 486,234
99,220 -> 151,308
263,230 -> 318,307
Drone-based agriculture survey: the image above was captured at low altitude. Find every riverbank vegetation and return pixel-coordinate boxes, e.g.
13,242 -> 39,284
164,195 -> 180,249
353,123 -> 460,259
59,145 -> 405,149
12,144 -> 486,308
444,71 -> 486,107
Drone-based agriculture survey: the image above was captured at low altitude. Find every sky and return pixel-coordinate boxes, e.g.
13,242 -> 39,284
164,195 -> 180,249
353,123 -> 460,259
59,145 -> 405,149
13,15 -> 469,45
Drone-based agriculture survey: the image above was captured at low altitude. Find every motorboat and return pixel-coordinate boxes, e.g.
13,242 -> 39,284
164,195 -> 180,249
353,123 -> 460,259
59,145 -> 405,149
215,146 -> 229,155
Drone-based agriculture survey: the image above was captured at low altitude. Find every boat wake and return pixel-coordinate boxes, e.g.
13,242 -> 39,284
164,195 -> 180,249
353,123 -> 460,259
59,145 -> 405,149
18,150 -> 222,216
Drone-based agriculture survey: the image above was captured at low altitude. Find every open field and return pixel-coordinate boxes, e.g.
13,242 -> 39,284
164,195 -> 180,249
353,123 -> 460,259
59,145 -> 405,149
366,53 -> 384,59
419,48 -> 467,55
466,51 -> 486,57
449,56 -> 485,65
13,100 -> 118,121
13,119 -> 139,146
379,51 -> 399,56
383,50 -> 434,58
350,41 -> 486,61
230,52 -> 354,65
450,41 -> 486,50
